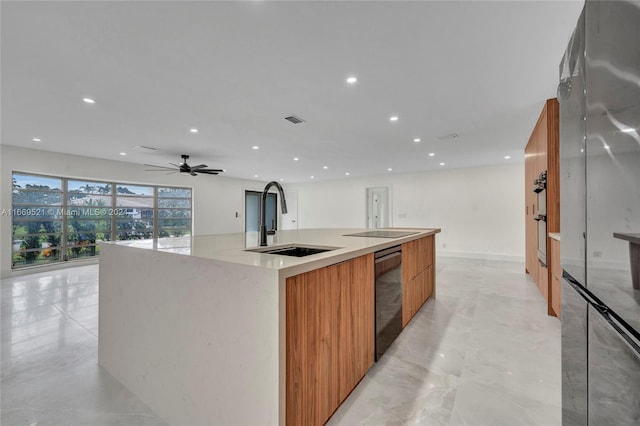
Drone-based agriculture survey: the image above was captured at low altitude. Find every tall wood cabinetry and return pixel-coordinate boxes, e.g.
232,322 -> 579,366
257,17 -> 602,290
524,98 -> 560,317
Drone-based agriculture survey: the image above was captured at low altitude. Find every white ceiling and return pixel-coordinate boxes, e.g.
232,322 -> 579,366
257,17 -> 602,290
1,0 -> 583,183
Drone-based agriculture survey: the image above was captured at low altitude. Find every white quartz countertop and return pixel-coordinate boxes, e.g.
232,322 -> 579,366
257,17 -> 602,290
102,228 -> 440,277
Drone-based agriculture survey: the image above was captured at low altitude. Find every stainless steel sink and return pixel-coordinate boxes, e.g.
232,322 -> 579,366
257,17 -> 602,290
246,244 -> 339,257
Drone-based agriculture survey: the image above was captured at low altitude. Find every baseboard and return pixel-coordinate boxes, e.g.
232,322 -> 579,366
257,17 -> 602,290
1,258 -> 99,279
437,250 -> 525,263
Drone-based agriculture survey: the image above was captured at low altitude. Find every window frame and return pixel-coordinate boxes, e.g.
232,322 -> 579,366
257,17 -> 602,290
11,171 -> 192,270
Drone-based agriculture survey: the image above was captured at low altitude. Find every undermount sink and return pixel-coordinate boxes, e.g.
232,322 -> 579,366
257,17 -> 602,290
246,245 -> 339,257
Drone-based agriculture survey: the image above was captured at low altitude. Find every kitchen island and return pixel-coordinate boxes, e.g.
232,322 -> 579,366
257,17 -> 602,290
98,228 -> 440,425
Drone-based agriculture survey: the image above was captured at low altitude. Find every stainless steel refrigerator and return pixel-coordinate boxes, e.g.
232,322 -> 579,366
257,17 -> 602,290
559,1 -> 640,425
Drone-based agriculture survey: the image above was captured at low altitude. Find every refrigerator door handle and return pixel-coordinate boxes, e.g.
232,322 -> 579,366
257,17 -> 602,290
562,271 -> 604,308
563,271 -> 640,358
600,305 -> 640,359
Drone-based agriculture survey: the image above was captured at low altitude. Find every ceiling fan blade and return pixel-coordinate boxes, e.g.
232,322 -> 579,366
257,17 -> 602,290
145,166 -> 178,170
169,162 -> 181,168
190,171 -> 197,176
166,171 -> 178,175
145,169 -> 177,171
196,170 -> 220,175
190,164 -> 208,170
144,163 -> 175,169
198,168 -> 224,173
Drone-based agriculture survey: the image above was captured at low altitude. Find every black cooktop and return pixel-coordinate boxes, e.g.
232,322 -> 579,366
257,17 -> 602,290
343,230 -> 418,238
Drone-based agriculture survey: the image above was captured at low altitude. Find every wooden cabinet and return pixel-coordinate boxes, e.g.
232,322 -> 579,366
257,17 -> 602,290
550,236 -> 562,317
402,235 -> 435,326
524,98 -> 560,317
524,141 -> 539,284
285,235 -> 437,424
285,253 -> 374,426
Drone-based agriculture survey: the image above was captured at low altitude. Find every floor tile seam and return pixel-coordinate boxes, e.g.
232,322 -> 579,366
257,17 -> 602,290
389,346 -> 470,381
0,405 -> 166,420
451,374 -> 563,412
43,302 -> 99,339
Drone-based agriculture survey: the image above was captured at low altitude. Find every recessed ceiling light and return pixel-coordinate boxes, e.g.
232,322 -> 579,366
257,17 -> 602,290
32,138 -> 41,142
293,157 -> 299,161
387,168 -> 393,171
310,176 -> 315,179
413,138 -> 421,143
82,97 -> 95,104
504,155 -> 511,159
190,128 -> 198,133
345,172 -> 350,176
119,152 -> 126,156
323,166 -> 328,170
252,146 -> 259,150
279,178 -> 284,182
439,162 -> 445,166
389,116 -> 399,122
253,174 -> 259,178
428,152 -> 435,157
581,149 -> 584,153
346,76 -> 358,84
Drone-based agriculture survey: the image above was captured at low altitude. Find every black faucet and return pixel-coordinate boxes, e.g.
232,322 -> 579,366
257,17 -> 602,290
260,181 -> 288,246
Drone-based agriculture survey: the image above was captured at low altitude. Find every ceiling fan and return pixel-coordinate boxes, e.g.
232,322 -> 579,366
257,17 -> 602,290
145,154 -> 224,176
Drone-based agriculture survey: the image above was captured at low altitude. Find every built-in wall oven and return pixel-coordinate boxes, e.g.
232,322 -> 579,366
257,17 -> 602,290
374,245 -> 403,361
534,170 -> 548,266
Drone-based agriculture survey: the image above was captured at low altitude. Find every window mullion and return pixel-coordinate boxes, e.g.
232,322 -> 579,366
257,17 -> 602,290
111,183 -> 116,240
154,187 -> 159,239
62,179 -> 68,261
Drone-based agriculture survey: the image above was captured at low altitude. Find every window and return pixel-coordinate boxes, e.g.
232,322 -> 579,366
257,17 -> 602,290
158,187 -> 192,238
12,174 -> 63,267
115,184 -> 154,240
66,179 -> 113,259
10,172 -> 192,269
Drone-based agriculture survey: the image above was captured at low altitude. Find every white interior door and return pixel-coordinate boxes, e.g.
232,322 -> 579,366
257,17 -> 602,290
367,187 -> 389,229
281,190 -> 298,230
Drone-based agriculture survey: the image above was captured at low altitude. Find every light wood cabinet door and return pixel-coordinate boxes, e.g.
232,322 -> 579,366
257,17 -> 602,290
402,274 -> 416,327
401,236 -> 435,326
286,267 -> 333,425
333,255 -> 374,401
524,140 -> 538,281
286,254 -> 374,426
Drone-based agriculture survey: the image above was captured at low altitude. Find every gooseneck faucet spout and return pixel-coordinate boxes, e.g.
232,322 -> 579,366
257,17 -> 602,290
260,181 -> 288,246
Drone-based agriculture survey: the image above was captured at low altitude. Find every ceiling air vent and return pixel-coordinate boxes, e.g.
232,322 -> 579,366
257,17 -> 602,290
132,145 -> 158,153
437,133 -> 459,141
284,115 -> 305,124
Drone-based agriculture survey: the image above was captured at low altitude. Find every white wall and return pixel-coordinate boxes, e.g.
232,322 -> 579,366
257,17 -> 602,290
0,145 -> 266,277
1,145 -> 526,276
286,163 -> 525,261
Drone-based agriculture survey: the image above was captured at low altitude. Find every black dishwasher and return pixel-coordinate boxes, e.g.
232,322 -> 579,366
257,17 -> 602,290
374,245 -> 403,360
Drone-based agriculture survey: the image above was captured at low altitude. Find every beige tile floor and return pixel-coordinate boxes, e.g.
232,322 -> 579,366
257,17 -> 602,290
1,257 -> 560,425
329,257 -> 561,425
